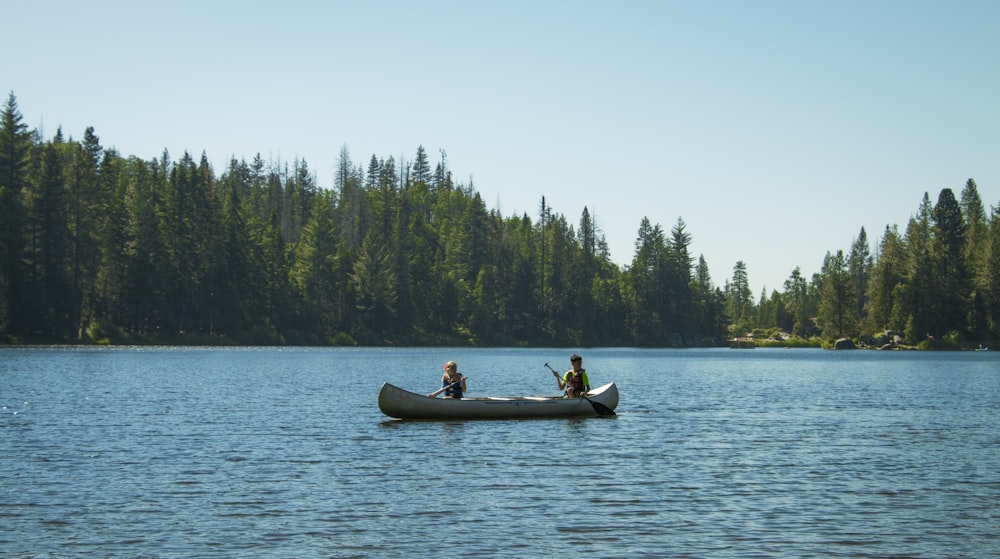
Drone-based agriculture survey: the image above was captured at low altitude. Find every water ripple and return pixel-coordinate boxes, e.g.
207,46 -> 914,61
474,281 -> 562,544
1,347 -> 998,557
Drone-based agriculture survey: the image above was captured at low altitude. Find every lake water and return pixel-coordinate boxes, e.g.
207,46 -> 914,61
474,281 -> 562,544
1,346 -> 998,558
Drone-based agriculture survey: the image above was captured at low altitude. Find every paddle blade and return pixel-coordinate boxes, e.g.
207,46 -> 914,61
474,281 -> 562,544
585,397 -> 616,416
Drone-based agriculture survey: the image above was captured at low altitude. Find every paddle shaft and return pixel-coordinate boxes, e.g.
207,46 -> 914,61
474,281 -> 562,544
428,376 -> 466,398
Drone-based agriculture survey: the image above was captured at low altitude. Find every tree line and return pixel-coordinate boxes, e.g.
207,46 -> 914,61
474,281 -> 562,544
751,181 -> 1000,348
1,93 -> 997,347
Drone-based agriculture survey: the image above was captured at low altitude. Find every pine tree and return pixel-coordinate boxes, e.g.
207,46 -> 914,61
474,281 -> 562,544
629,217 -> 665,344
66,127 -> 105,338
212,163 -> 254,336
929,188 -> 969,337
412,145 -> 431,187
93,149 -> 128,337
728,260 -> 753,334
290,192 -> 343,341
23,132 -> 71,336
693,255 -> 724,340
783,267 -> 813,337
865,225 -> 905,336
574,207 -> 600,345
335,145 -> 364,251
899,193 -> 935,343
0,92 -> 31,336
848,227 -> 872,335
960,179 -> 989,338
350,231 -> 397,339
123,155 -> 167,336
818,250 -> 852,339
667,217 -> 694,341
984,203 -> 1000,338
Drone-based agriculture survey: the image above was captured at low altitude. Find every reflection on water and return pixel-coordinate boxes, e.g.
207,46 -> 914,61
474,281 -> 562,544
1,346 -> 998,557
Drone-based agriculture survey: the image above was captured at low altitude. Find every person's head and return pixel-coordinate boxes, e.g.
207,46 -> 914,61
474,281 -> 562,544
444,361 -> 458,374
570,354 -> 582,369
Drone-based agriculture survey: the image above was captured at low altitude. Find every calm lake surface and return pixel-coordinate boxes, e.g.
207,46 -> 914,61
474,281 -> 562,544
1,346 -> 998,558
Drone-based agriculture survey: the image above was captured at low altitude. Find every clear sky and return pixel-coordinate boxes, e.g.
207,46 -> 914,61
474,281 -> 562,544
4,0 -> 998,295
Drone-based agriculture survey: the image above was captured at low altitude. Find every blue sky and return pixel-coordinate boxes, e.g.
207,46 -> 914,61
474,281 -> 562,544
4,0 -> 998,295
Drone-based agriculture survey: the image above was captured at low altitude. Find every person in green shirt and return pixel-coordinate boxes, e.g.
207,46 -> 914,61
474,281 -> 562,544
555,353 -> 590,398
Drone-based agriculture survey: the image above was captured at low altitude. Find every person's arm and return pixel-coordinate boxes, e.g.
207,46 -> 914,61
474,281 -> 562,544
460,377 -> 467,393
553,369 -> 565,389
582,371 -> 590,392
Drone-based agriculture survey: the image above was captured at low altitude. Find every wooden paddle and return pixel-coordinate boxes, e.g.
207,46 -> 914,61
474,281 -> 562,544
544,363 -> 616,416
428,376 -> 467,398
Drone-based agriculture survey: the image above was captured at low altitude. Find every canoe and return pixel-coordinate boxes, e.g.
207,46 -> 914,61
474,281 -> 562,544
378,381 -> 619,420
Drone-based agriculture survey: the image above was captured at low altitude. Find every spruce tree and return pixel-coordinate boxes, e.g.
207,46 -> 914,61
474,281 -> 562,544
930,188 -> 970,337
848,227 -> 872,335
0,92 -> 31,336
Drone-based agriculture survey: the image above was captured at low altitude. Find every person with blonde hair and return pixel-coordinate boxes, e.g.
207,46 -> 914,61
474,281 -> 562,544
439,361 -> 467,399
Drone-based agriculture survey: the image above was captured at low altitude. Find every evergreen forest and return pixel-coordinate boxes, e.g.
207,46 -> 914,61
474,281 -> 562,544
1,93 -> 998,348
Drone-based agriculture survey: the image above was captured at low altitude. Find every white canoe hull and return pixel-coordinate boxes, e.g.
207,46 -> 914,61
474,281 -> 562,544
378,381 -> 619,420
